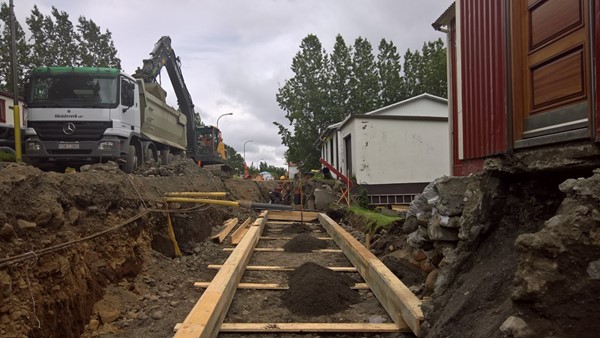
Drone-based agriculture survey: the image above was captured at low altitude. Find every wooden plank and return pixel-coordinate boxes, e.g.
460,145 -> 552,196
173,216 -> 266,338
210,218 -> 239,244
222,248 -> 342,253
207,265 -> 357,272
265,210 -> 319,222
266,220 -> 298,225
219,322 -> 407,333
259,236 -> 333,241
264,229 -> 324,234
194,282 -> 369,290
230,217 -> 253,245
174,322 -> 407,334
318,214 -> 423,336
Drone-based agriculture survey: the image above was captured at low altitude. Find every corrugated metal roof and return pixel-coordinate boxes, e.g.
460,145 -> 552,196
432,2 -> 456,31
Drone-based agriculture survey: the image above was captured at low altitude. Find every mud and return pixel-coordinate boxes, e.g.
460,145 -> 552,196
282,234 -> 329,253
281,262 -> 360,316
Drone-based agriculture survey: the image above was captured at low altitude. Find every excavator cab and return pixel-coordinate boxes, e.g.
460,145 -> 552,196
195,125 -> 226,165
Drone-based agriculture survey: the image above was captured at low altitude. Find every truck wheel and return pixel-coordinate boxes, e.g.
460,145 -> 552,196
125,145 -> 138,173
160,150 -> 170,165
145,147 -> 157,164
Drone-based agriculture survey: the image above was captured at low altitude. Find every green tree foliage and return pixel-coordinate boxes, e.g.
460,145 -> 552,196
377,38 -> 403,106
275,34 -> 329,171
0,3 -> 121,93
0,3 -> 30,94
224,144 -> 244,175
402,38 -> 447,98
328,34 -> 353,122
278,35 -> 447,170
348,37 -> 379,114
77,16 -> 120,68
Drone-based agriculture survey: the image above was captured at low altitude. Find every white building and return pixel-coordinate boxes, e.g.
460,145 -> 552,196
0,90 -> 26,150
318,93 -> 450,205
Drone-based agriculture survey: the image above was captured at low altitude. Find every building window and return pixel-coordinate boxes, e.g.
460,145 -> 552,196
0,99 -> 6,123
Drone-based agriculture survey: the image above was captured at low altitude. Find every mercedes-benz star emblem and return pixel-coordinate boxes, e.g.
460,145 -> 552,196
63,122 -> 76,135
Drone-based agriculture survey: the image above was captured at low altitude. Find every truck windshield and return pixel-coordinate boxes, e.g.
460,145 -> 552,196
28,74 -> 118,108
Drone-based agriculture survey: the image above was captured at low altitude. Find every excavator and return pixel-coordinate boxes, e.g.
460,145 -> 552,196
133,36 -> 230,173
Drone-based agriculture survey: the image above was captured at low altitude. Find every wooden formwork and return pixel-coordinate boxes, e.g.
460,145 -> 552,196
174,210 -> 422,337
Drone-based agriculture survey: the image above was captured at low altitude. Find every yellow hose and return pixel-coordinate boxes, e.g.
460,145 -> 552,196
165,197 -> 240,207
165,192 -> 227,198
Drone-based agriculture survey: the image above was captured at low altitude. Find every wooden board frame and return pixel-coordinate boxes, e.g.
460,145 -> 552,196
265,210 -> 319,222
318,213 -> 423,336
210,218 -> 239,243
230,217 -> 253,245
207,265 -> 357,272
173,215 -> 267,337
193,282 -> 369,290
175,322 -> 408,334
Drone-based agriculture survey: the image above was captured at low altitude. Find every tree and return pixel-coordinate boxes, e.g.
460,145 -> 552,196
401,38 -> 447,99
0,2 -> 30,94
275,34 -> 330,170
76,16 -> 120,68
348,37 -> 379,114
328,34 -> 353,122
50,7 -> 79,66
224,144 -> 244,176
25,5 -> 54,67
377,38 -> 403,106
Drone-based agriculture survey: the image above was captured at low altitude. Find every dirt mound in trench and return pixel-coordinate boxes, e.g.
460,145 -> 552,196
283,233 -> 328,252
280,223 -> 314,234
281,262 -> 359,316
0,160 -> 277,338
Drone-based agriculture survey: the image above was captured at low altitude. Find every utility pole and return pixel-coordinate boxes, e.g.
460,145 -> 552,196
9,0 -> 22,162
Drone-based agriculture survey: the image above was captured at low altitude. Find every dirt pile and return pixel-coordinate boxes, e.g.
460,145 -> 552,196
280,223 -> 314,234
0,160 -> 275,338
281,262 -> 359,316
282,233 -> 328,252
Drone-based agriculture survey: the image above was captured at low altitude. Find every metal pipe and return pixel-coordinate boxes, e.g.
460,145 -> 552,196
9,0 -> 21,162
165,197 -> 240,207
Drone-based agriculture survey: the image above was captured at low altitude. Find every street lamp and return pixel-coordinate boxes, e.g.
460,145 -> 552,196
216,112 -> 233,129
243,139 -> 254,164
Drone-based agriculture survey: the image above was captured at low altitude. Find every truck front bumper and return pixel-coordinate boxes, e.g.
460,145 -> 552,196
25,136 -> 125,163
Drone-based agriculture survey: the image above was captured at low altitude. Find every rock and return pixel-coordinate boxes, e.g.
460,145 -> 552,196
95,295 -> 121,324
17,219 -> 36,230
1,314 -> 10,324
34,211 -> 53,226
80,164 -> 92,172
169,301 -> 179,307
0,271 -> 12,298
423,269 -> 438,297
66,208 -> 80,225
314,188 -> 338,210
420,260 -> 435,273
586,259 -> 600,279
413,250 -> 427,262
428,221 -> 459,241
500,316 -> 534,338
88,319 -> 100,331
434,176 -> 475,216
150,310 -> 164,320
402,216 -> 419,234
0,223 -> 14,240
368,315 -> 386,323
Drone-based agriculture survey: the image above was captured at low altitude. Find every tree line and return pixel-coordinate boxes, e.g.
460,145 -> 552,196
276,34 -> 446,170
0,3 -> 121,95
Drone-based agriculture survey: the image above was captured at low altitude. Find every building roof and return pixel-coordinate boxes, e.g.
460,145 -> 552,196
315,93 -> 448,146
432,2 -> 456,31
365,92 -> 447,116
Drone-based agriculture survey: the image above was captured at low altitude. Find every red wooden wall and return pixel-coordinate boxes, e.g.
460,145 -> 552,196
459,0 -> 508,160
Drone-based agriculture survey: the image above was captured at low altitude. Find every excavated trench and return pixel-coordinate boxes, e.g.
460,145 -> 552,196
0,161 -> 274,338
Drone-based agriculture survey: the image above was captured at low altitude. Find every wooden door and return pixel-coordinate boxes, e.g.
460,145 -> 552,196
512,0 -> 591,144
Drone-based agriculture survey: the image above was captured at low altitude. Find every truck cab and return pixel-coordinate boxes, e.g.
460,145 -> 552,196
25,67 -> 140,168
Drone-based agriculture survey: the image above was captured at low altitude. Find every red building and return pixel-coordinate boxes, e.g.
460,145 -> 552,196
433,1 -> 600,176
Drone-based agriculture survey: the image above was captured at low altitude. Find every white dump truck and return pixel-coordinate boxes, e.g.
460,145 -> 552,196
24,36 -> 228,173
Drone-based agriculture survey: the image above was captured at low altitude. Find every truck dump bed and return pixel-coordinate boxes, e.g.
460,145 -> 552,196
138,81 -> 187,150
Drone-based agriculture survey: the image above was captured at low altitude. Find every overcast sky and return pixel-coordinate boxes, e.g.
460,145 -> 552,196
13,0 -> 452,168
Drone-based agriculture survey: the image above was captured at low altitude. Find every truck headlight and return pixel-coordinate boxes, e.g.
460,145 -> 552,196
98,141 -> 116,150
27,142 -> 41,151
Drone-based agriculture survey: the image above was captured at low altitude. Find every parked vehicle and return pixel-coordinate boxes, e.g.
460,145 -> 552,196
24,36 -> 229,173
